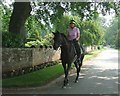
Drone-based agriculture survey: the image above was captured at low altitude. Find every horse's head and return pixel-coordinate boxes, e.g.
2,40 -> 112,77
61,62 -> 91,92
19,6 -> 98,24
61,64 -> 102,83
52,32 -> 63,50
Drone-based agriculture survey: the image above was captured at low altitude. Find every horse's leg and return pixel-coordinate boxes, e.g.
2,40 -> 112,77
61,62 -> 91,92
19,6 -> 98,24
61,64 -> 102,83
74,61 -> 79,83
76,54 -> 85,82
62,62 -> 71,87
66,63 -> 71,84
62,62 -> 67,87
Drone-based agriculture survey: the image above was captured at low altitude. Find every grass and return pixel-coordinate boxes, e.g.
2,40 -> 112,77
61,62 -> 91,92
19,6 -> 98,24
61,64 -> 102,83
84,48 -> 105,61
2,64 -> 63,88
2,48 -> 105,88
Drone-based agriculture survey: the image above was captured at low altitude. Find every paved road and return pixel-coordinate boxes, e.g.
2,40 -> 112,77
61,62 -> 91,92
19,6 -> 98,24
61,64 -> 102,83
3,48 -> 119,95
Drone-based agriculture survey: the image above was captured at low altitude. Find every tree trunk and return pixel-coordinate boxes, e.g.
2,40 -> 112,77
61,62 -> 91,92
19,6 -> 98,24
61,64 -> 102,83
9,2 -> 32,43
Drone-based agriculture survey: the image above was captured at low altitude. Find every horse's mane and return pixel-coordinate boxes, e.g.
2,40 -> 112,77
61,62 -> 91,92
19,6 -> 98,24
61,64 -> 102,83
60,33 -> 68,41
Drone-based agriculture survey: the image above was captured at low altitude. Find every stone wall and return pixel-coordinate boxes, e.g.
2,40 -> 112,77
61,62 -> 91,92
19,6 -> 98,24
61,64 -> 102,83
32,48 -> 61,66
2,48 -> 61,73
2,45 -> 97,74
84,45 -> 98,53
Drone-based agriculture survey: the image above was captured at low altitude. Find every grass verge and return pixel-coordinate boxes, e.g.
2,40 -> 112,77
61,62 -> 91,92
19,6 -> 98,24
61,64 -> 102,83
84,48 -> 105,61
2,64 -> 63,88
2,48 -> 105,88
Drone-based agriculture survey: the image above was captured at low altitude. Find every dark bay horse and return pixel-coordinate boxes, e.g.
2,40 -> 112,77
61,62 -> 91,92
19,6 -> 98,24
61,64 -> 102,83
53,32 -> 85,88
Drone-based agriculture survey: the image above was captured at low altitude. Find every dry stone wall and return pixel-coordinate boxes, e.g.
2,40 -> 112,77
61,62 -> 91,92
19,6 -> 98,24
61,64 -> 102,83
2,48 -> 61,73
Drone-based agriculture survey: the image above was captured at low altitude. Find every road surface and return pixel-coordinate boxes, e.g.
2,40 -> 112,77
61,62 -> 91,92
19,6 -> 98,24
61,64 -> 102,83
3,48 -> 119,95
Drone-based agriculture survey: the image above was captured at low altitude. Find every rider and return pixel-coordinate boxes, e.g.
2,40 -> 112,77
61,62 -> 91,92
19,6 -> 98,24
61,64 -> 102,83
67,20 -> 81,59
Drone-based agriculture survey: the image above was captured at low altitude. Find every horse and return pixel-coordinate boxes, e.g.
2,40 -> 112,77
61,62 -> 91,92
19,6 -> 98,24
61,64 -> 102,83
52,32 -> 85,88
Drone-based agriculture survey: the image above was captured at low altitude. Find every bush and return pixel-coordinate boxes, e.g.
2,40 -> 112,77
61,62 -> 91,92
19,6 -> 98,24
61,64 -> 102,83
2,32 -> 25,48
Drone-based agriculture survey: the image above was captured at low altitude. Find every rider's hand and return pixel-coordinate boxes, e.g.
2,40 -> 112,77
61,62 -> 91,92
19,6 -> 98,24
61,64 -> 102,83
76,38 -> 79,41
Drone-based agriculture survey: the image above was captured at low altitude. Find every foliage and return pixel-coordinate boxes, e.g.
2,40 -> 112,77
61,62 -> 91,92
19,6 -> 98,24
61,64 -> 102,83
80,20 -> 104,46
25,15 -> 54,47
1,4 -> 12,32
25,32 -> 53,47
31,2 -> 119,27
25,40 -> 41,47
51,15 -> 104,46
2,32 -> 24,47
0,4 -> 24,48
25,15 -> 46,39
52,15 -> 81,34
1,1 -> 119,47
104,17 -> 119,48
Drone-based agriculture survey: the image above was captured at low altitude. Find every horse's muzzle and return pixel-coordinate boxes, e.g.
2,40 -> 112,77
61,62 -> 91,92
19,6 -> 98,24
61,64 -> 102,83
53,45 -> 58,50
53,43 -> 60,50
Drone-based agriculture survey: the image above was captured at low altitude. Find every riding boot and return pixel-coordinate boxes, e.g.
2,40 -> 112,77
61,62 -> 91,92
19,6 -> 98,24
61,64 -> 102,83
80,44 -> 85,54
73,39 -> 81,62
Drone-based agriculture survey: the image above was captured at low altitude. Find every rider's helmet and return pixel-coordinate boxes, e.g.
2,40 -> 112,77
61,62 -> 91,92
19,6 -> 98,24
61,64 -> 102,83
70,20 -> 76,24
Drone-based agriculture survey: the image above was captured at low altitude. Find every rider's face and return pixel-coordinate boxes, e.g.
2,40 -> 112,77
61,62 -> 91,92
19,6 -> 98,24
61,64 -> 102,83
70,23 -> 75,28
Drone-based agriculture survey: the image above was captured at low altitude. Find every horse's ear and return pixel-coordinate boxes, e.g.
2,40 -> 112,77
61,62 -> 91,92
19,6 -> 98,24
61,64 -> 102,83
52,32 -> 55,35
56,30 -> 59,33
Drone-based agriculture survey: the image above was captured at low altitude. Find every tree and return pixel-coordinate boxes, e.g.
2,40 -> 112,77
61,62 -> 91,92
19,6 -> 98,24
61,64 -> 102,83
51,15 -> 104,46
9,2 -> 32,41
2,1 -> 119,47
80,20 -> 104,46
104,17 -> 119,48
52,15 -> 75,34
32,2 -> 119,26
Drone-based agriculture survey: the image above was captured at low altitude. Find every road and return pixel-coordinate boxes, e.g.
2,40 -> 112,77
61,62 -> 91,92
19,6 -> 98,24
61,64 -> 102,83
3,48 -> 119,95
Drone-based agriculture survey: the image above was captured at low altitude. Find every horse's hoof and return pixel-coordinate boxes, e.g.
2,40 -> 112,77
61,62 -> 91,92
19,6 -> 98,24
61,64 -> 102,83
67,83 -> 69,86
75,80 -> 78,83
62,86 -> 67,89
